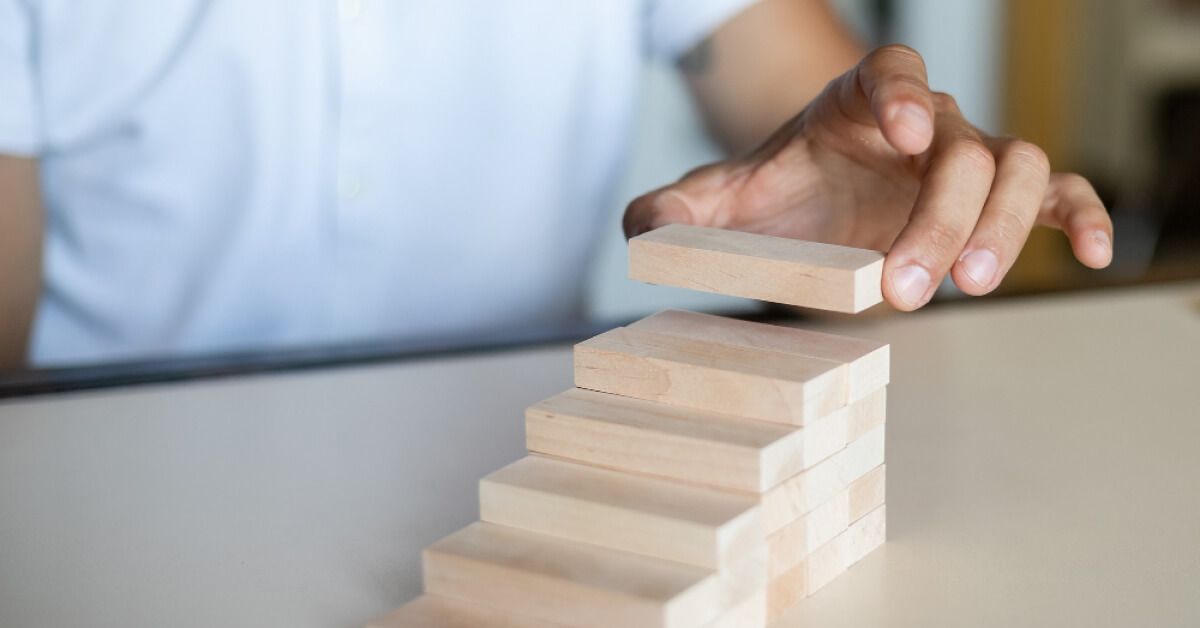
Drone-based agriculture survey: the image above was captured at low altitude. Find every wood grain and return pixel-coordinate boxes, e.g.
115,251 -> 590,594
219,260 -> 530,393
574,327 -> 847,425
630,310 -> 889,400
628,225 -> 884,313
767,464 -> 886,579
525,387 -> 863,493
479,455 -> 762,569
767,504 -> 887,623
762,424 -> 885,533
422,522 -> 763,628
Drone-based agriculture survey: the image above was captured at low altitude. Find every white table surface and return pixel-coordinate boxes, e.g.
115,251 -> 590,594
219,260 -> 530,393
2,282 -> 1198,628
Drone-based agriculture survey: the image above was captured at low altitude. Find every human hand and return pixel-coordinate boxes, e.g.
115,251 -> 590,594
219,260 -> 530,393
623,45 -> 1113,311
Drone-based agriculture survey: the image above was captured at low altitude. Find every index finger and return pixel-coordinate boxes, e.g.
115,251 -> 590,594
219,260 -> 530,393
854,44 -> 936,155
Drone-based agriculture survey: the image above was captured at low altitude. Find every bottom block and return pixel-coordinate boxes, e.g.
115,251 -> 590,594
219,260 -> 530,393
423,521 -> 763,628
367,595 -> 565,628
767,504 -> 887,623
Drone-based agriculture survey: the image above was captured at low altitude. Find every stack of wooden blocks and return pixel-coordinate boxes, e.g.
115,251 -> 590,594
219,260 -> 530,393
374,225 -> 890,627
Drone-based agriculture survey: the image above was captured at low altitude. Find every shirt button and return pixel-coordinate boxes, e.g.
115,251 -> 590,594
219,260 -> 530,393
338,0 -> 363,21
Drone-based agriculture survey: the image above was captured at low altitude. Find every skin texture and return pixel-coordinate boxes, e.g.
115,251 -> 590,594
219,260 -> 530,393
0,155 -> 42,368
629,1 -> 1114,311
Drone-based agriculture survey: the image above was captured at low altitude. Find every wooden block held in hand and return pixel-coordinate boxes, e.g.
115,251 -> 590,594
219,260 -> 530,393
574,327 -> 847,425
629,224 -> 884,313
423,522 -> 762,628
479,455 -> 762,570
630,310 -> 889,400
525,388 -> 850,493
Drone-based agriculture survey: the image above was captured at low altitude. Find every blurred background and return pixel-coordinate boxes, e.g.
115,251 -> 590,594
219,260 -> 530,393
590,0 -> 1200,320
3,0 -> 1199,384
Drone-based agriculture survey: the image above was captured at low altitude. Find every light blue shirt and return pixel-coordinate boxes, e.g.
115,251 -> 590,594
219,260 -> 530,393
0,0 -> 755,366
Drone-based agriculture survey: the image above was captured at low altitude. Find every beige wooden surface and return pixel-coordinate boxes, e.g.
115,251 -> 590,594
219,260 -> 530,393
629,225 -> 884,313
1,281 -> 1198,628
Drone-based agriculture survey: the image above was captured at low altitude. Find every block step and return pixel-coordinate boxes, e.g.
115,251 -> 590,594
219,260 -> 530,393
423,522 -> 762,628
574,327 -> 847,426
630,310 -> 889,400
525,387 -> 866,493
480,455 -> 761,569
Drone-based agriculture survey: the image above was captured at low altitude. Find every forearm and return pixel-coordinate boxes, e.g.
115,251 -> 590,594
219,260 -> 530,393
0,155 -> 43,368
682,0 -> 865,154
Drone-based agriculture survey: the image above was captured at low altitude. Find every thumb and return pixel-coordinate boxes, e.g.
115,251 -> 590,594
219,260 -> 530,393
623,188 -> 698,239
622,164 -> 731,239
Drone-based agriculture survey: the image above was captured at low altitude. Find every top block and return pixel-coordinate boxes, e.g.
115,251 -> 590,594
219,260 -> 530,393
629,224 -> 884,313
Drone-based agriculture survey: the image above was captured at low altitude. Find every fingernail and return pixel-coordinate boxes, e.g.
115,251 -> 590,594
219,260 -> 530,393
1091,231 -> 1111,250
892,264 -> 932,308
959,248 -> 999,288
892,104 -> 932,141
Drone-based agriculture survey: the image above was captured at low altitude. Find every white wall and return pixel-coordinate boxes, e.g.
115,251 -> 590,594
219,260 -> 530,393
892,0 -> 1003,133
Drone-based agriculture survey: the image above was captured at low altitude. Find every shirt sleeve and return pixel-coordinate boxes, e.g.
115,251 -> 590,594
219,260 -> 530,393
645,0 -> 761,61
0,1 -> 41,155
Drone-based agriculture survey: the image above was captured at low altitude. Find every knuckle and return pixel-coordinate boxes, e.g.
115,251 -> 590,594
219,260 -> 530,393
1056,172 -> 1094,193
876,43 -> 924,67
989,205 -> 1035,244
945,138 -> 996,175
920,220 -> 969,263
1002,140 -> 1050,176
930,91 -> 958,112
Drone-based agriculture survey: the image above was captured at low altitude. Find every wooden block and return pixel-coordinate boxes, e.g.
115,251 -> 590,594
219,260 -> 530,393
761,423 -> 885,533
766,504 -> 887,623
630,310 -> 889,400
574,327 -> 846,425
844,503 -> 887,568
367,594 -> 566,627
423,522 -> 763,628
628,224 -> 884,313
766,557 -> 807,623
525,388 -> 853,493
767,488 -> 848,580
704,590 -> 765,628
766,464 -> 886,579
479,455 -> 762,570
849,464 -> 886,523
846,387 -> 887,442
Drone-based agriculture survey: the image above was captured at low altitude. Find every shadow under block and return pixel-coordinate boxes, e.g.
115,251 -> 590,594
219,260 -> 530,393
422,522 -> 764,628
479,455 -> 762,570
629,309 -> 889,401
628,224 -> 884,313
524,387 -> 883,493
574,327 -> 847,426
